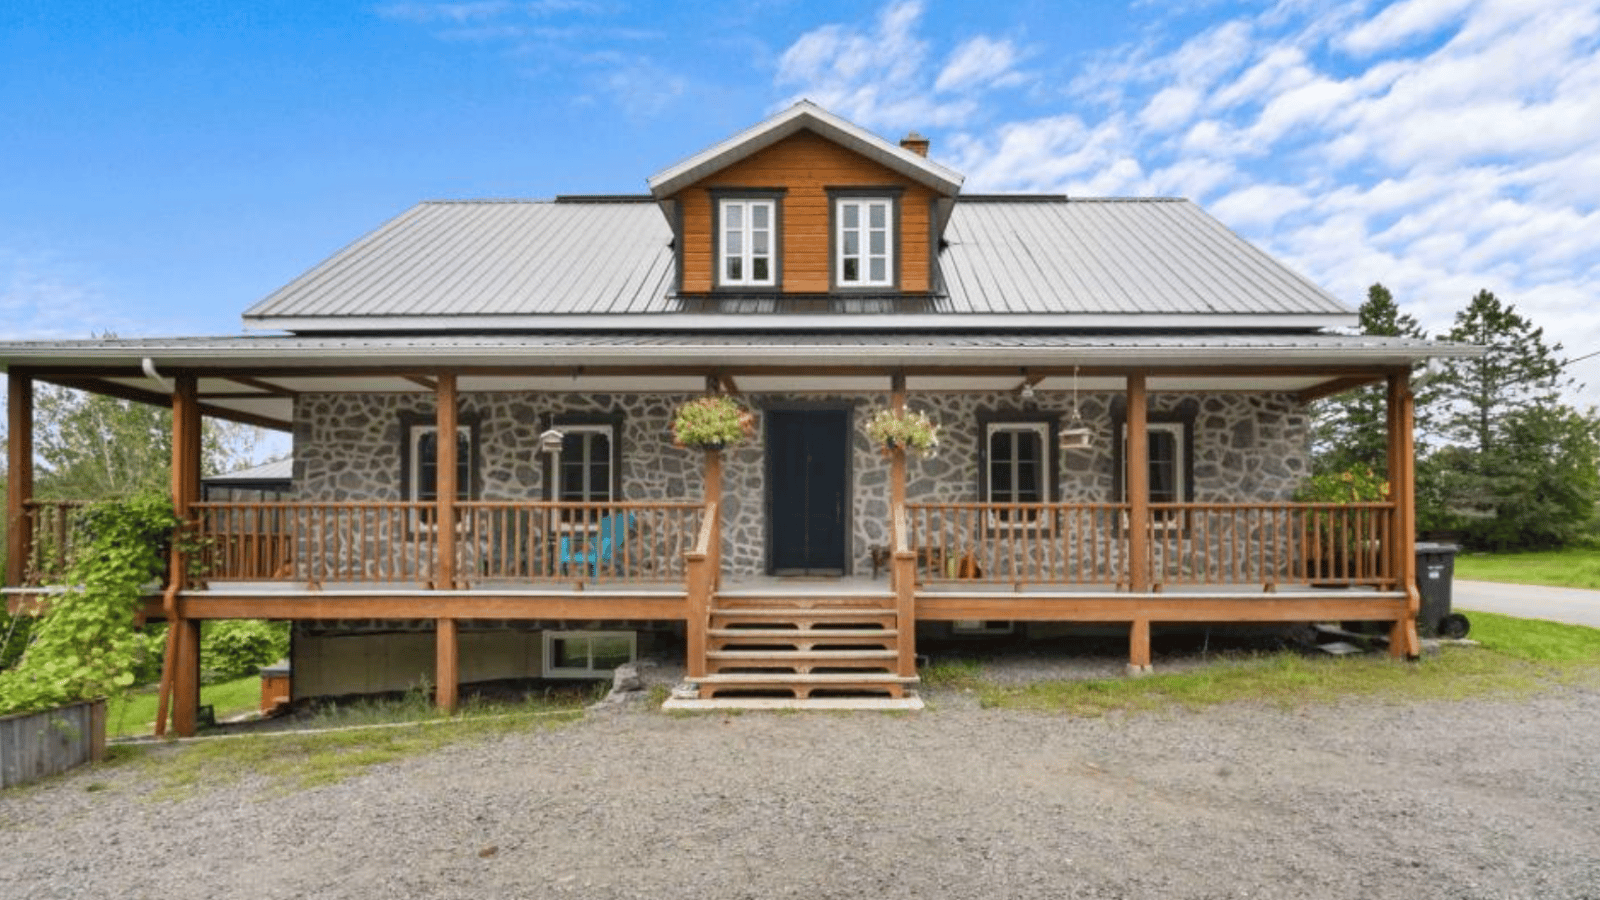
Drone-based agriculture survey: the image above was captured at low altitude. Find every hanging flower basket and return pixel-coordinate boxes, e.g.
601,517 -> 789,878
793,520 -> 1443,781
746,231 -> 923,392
864,408 -> 941,458
672,395 -> 755,450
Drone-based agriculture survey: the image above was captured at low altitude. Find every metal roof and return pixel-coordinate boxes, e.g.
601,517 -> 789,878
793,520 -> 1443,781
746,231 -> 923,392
242,196 -> 1356,332
939,198 -> 1351,317
203,457 -> 292,484
243,199 -> 677,322
0,331 -> 1476,366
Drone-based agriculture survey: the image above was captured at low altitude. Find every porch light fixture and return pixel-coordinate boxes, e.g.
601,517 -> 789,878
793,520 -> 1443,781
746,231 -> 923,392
538,428 -> 565,454
1061,366 -> 1093,450
1019,382 -> 1036,402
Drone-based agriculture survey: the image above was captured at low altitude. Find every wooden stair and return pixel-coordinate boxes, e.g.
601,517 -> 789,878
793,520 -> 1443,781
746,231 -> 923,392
692,592 -> 918,702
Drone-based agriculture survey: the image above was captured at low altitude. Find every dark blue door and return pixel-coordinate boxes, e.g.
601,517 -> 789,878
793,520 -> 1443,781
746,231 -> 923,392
768,409 -> 848,574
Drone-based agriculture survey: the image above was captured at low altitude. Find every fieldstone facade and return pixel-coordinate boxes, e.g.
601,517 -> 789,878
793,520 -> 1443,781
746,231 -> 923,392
293,389 -> 1310,579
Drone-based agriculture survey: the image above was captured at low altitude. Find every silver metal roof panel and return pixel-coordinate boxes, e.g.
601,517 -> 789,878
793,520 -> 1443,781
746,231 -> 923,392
241,196 -> 1352,330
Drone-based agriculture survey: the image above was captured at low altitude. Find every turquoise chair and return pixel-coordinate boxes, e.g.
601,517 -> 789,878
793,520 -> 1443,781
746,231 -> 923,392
559,511 -> 634,577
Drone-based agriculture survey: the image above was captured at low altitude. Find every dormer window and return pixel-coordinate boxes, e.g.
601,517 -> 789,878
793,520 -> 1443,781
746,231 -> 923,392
830,190 -> 900,289
715,194 -> 781,288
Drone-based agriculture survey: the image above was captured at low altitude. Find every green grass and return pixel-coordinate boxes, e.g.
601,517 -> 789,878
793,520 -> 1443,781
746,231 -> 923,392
922,612 -> 1600,717
106,675 -> 263,739
114,691 -> 588,799
1453,548 -> 1600,590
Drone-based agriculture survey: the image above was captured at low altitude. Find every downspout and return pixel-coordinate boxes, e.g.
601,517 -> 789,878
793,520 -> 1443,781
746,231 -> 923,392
141,357 -> 173,393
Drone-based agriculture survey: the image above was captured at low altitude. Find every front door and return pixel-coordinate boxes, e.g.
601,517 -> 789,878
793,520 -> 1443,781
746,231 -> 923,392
767,409 -> 849,575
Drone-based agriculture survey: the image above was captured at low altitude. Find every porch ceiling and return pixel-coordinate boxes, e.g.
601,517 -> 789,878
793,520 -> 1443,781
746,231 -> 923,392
65,369 -> 1354,433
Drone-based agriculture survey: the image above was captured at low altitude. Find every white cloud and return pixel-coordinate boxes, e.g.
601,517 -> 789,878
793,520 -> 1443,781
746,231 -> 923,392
1339,0 -> 1475,55
935,36 -> 1025,93
1139,86 -> 1203,132
776,0 -> 990,130
1209,184 -> 1314,230
0,250 -> 139,341
763,0 -> 1600,408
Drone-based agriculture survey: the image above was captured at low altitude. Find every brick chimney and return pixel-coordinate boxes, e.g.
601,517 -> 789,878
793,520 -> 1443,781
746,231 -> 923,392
900,131 -> 930,157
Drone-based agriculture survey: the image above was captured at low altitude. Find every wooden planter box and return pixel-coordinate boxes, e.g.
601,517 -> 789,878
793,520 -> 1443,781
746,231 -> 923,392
0,698 -> 107,789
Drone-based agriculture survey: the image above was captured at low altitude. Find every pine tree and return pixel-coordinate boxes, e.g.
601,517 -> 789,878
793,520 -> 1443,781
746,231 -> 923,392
1311,283 -> 1430,476
1436,289 -> 1568,454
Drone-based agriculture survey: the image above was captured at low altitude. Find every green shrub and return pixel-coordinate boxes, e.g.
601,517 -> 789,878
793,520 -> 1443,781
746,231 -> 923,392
201,620 -> 289,684
0,491 -> 176,715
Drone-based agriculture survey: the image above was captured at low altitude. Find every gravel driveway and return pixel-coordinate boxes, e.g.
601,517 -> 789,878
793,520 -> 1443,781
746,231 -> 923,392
4,678 -> 1599,899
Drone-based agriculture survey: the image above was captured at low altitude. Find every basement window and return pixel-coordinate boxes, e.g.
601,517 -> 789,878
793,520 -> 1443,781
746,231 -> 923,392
542,631 -> 637,679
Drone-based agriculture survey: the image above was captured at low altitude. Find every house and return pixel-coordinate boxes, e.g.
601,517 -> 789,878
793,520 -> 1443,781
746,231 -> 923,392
2,102 -> 1475,729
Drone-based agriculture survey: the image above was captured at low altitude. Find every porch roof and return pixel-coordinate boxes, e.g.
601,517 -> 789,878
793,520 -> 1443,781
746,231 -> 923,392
1,330 -> 1478,432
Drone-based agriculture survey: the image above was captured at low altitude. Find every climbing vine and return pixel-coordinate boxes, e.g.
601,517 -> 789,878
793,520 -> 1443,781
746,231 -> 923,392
0,491 -> 177,715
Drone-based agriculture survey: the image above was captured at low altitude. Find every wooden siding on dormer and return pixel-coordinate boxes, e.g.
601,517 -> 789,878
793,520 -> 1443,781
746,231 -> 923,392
676,129 -> 934,294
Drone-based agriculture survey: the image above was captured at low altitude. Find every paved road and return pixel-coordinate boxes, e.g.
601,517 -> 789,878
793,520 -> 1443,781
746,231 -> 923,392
1453,578 -> 1600,629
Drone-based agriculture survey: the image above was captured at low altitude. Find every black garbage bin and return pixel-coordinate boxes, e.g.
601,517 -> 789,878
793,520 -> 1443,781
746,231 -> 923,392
1415,542 -> 1468,638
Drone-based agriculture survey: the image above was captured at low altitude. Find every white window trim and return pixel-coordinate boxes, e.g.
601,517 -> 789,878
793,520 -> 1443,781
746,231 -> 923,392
835,197 -> 894,287
542,630 -> 637,679
985,421 -> 1052,528
406,423 -> 474,503
718,198 -> 776,287
1120,421 -> 1189,528
555,423 -> 615,502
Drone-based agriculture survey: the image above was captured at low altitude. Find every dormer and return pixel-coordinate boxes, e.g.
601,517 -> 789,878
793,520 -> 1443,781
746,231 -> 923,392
647,101 -> 964,297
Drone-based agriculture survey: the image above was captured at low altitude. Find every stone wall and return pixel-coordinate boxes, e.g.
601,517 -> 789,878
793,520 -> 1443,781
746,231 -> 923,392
293,390 -> 1309,578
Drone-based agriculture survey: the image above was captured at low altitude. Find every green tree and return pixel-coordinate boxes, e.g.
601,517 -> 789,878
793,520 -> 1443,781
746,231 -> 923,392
1416,290 -> 1597,548
1311,283 -> 1432,476
32,384 -> 262,499
1435,289 -> 1569,455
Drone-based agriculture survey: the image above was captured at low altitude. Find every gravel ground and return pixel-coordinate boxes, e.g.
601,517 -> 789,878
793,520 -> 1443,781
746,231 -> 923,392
4,655 -> 1599,900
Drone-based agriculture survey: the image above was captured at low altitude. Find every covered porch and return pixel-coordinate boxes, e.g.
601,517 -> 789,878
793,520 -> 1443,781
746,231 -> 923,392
6,337 -> 1431,731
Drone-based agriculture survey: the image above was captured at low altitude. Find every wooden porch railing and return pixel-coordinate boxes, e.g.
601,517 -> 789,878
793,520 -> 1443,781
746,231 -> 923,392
684,500 -> 718,679
186,500 -> 706,587
457,501 -> 704,584
19,500 -> 92,586
906,501 -> 1401,590
1150,502 -> 1399,589
191,501 -> 438,586
905,502 -> 1131,585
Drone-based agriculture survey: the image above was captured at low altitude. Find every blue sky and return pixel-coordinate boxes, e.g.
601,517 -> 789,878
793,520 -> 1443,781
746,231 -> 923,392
3,0 -> 1598,405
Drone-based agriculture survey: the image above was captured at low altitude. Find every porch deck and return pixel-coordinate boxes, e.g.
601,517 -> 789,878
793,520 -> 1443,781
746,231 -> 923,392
12,494 -> 1417,726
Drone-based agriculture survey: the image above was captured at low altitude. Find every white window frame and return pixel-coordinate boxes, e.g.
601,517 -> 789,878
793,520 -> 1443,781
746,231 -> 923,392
835,197 -> 894,287
406,423 -> 474,503
554,423 -> 615,504
985,421 -> 1052,528
1120,421 -> 1189,528
718,198 -> 776,287
542,630 -> 637,679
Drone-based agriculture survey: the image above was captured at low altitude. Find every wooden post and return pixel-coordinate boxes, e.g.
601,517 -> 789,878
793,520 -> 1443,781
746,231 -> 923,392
888,373 -> 915,679
704,448 -> 722,590
1128,618 -> 1151,676
1387,372 -> 1421,658
435,617 -> 459,712
7,373 -> 34,587
169,375 -> 203,736
1126,375 -> 1150,594
1126,375 -> 1152,673
434,374 -> 458,590
890,372 -> 907,515
892,509 -> 917,680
